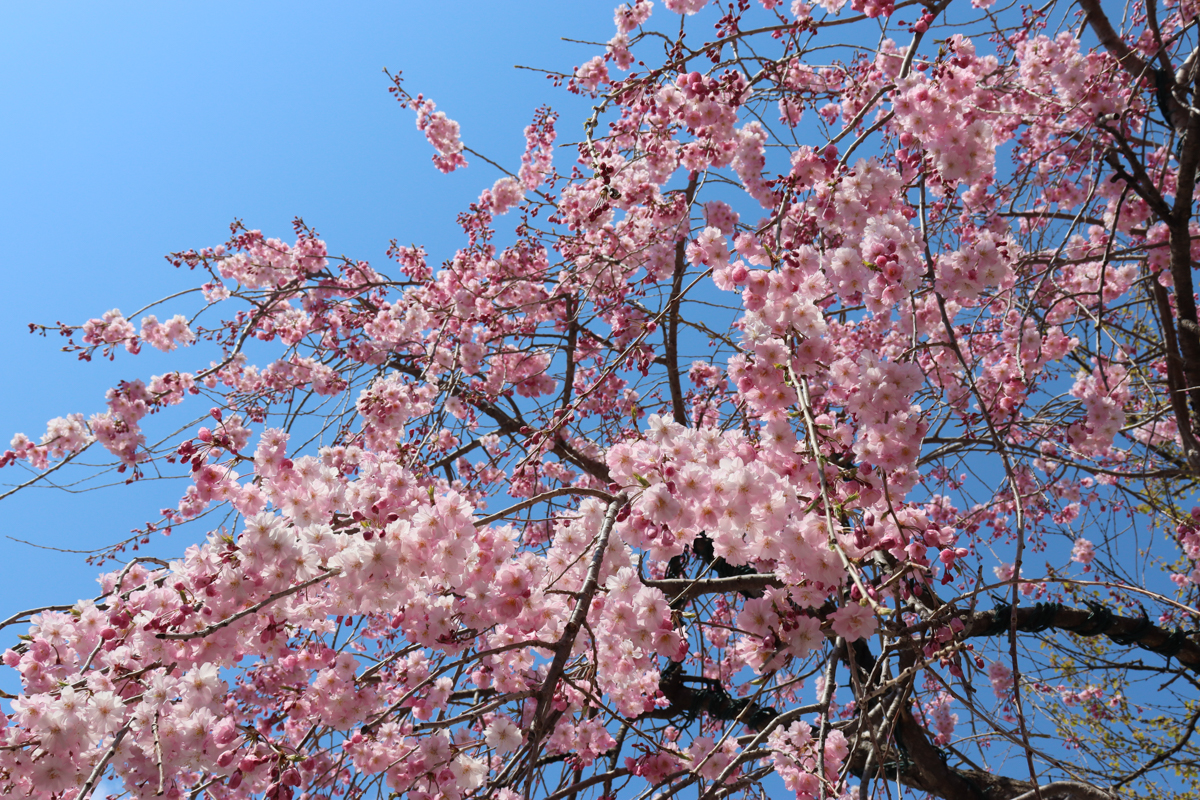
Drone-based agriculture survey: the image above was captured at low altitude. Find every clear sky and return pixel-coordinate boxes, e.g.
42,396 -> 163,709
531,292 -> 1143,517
0,2 -> 618,621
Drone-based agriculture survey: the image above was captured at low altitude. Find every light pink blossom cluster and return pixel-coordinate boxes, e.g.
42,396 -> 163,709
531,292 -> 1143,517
81,309 -> 137,353
411,95 -> 467,174
767,720 -> 850,799
215,232 -> 329,290
139,314 -> 196,352
5,413 -> 91,470
573,56 -> 610,93
922,691 -> 958,745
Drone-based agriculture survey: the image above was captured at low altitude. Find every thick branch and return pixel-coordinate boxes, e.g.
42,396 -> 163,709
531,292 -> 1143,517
664,173 -> 700,428
529,494 -> 626,738
647,659 -> 785,730
472,393 -> 611,482
1167,222 -> 1200,428
559,295 -> 579,412
1078,0 -> 1155,82
962,601 -> 1200,672
1168,61 -> 1200,421
642,573 -> 782,605
893,706 -> 1025,799
1150,278 -> 1200,464
1082,0 -> 1200,433
846,642 -> 1033,800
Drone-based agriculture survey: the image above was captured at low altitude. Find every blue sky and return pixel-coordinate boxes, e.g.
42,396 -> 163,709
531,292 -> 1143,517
0,2 -> 617,616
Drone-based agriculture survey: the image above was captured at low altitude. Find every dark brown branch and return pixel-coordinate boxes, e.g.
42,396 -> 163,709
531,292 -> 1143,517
962,601 -> 1200,672
473,393 -> 611,482
528,494 -> 626,743
642,573 -> 783,605
1081,0 -> 1200,456
891,706 -> 1025,800
646,659 -> 783,730
838,602 -> 1190,799
559,295 -> 579,412
1168,178 -> 1200,431
1078,0 -> 1156,82
1098,122 -> 1172,219
664,173 -> 700,428
845,642 -> 1033,800
1150,278 -> 1200,465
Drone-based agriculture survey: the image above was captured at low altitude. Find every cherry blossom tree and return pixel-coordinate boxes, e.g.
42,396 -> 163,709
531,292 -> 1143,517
6,0 -> 1200,798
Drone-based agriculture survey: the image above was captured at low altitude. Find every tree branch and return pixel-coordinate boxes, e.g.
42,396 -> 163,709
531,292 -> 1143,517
962,601 -> 1200,672
157,568 -> 339,641
664,173 -> 700,428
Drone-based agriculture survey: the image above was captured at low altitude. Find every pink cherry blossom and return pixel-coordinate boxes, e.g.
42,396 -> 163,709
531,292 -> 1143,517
829,602 -> 877,642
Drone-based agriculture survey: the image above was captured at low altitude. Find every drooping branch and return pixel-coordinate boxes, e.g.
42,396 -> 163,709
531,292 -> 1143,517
74,723 -> 132,800
841,642 -> 1110,800
841,640 -> 1032,800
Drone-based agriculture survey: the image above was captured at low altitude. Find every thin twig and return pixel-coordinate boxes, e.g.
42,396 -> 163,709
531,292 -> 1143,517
75,723 -> 132,800
156,569 -> 339,641
475,487 -> 615,528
